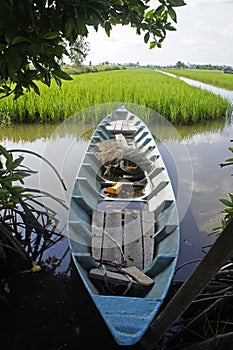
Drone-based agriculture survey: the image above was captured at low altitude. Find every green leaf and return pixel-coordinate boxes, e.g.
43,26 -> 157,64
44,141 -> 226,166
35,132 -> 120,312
3,174 -> 25,182
22,193 -> 34,197
154,5 -> 165,17
105,22 -> 112,36
41,32 -> 60,40
52,70 -> 73,81
224,208 -> 233,214
9,156 -> 24,170
165,24 -> 176,31
5,158 -> 13,171
11,185 -> 24,193
6,47 -> 21,69
30,81 -> 40,95
0,145 -> 12,162
150,41 -> 156,49
154,29 -> 164,38
167,6 -> 177,22
13,84 -> 24,99
144,32 -> 150,43
144,9 -> 154,19
54,77 -> 62,88
1,85 -> 11,93
168,0 -> 186,7
212,226 -> 222,231
65,18 -> 75,39
4,28 -> 17,44
11,36 -> 31,45
225,158 -> 233,162
220,198 -> 233,207
0,188 -> 8,195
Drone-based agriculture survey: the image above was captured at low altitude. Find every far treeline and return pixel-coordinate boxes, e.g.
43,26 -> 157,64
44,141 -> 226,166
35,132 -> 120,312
172,61 -> 233,71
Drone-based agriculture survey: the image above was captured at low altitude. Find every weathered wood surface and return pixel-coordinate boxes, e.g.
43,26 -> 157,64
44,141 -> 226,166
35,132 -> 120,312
141,217 -> 233,350
142,211 -> 156,268
103,211 -> 122,263
124,209 -> 143,269
91,210 -> 104,260
91,209 -> 156,270
89,268 -> 136,285
106,120 -> 138,134
122,266 -> 154,286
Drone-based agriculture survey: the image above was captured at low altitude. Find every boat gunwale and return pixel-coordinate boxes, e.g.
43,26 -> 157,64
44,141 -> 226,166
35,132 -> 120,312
67,105 -> 180,346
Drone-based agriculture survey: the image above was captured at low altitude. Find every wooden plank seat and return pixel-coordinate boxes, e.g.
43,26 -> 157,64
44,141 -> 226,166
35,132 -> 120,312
89,268 -> 141,287
91,209 -> 156,271
89,266 -> 154,288
106,120 -> 138,135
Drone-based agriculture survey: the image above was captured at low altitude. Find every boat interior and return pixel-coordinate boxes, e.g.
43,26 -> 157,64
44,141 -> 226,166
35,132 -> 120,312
68,109 -> 179,297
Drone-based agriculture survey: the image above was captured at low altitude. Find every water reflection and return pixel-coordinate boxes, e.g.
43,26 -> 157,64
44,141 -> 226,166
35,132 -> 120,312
0,261 -> 131,350
0,112 -> 228,144
0,108 -> 232,349
0,113 -> 232,279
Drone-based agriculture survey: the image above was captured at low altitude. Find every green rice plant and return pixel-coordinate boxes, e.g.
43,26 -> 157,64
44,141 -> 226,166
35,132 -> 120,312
162,68 -> 233,90
0,68 -> 230,124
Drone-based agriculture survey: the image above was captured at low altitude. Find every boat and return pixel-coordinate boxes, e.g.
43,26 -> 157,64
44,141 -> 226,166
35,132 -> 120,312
67,105 -> 180,346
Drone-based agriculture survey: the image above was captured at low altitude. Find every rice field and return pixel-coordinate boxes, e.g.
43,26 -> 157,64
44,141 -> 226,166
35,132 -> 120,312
162,68 -> 233,91
0,68 -> 230,125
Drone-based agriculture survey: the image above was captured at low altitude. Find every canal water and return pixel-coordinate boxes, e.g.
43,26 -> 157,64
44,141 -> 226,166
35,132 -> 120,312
0,101 -> 232,349
160,70 -> 233,103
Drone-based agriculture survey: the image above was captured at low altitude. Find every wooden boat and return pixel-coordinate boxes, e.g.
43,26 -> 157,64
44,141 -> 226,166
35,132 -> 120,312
67,105 -> 180,346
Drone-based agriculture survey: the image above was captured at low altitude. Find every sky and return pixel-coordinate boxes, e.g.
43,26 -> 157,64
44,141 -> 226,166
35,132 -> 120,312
83,0 -> 233,67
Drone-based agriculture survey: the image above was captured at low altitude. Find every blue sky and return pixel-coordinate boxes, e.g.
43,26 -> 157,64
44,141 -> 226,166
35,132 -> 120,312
84,0 -> 233,66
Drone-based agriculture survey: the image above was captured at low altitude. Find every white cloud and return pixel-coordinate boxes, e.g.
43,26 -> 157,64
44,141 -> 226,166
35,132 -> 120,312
84,0 -> 233,66
191,0 -> 233,5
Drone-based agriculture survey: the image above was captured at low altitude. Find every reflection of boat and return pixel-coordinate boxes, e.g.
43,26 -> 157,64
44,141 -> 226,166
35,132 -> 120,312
67,105 -> 180,346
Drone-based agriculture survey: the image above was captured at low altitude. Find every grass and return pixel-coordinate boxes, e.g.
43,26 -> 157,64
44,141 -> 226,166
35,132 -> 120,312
162,68 -> 233,90
63,63 -> 125,75
0,68 -> 230,125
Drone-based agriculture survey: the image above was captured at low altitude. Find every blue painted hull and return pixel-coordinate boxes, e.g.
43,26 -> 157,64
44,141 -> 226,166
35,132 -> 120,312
68,105 -> 180,346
